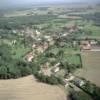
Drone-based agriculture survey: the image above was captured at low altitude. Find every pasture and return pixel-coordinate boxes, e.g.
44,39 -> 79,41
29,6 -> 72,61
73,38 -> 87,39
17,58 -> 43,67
63,54 -> 81,65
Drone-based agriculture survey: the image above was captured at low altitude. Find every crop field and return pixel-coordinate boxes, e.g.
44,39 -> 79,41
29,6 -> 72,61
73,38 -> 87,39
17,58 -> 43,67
76,51 -> 100,86
0,75 -> 67,100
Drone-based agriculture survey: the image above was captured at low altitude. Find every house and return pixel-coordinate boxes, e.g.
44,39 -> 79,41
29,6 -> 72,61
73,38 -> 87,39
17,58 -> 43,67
52,67 -> 60,73
90,40 -> 97,45
54,63 -> 60,67
44,35 -> 51,39
35,42 -> 49,54
65,74 -> 75,81
80,41 -> 91,50
43,42 -> 49,50
36,30 -> 41,36
37,38 -> 42,41
32,44 -> 36,49
47,37 -> 53,42
25,52 -> 34,62
36,45 -> 44,53
80,39 -> 100,51
51,63 -> 61,73
62,33 -> 69,37
50,40 -> 55,46
73,41 -> 77,47
12,30 -> 17,34
65,83 -> 69,87
62,79 -> 69,87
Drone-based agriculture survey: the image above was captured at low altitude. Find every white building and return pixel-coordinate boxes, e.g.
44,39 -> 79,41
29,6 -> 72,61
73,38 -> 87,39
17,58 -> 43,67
36,30 -> 41,36
52,67 -> 60,73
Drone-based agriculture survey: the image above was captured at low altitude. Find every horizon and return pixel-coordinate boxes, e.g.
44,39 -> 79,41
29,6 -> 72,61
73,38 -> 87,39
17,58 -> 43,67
0,0 -> 100,9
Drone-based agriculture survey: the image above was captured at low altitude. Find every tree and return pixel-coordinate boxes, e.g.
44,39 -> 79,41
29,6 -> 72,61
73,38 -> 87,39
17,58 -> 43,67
57,50 -> 64,61
0,44 -> 37,79
0,66 -> 7,79
70,91 -> 93,100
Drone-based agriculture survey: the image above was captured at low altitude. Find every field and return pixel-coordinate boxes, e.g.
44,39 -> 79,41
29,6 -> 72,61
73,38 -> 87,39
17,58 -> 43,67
47,46 -> 81,65
83,21 -> 100,36
75,51 -> 100,87
11,45 -> 30,59
0,75 -> 67,100
63,54 -> 81,65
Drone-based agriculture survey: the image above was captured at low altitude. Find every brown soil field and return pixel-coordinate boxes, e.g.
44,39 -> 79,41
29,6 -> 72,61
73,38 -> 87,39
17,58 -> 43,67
76,51 -> 100,87
0,75 -> 67,100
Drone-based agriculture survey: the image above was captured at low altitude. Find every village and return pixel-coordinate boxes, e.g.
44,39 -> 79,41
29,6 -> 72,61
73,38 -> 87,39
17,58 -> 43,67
11,22 -> 100,92
1,19 -> 100,92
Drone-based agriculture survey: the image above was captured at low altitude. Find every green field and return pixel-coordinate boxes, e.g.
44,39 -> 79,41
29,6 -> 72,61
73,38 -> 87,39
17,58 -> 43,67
63,54 -> 81,65
11,45 -> 30,59
48,46 -> 81,65
83,22 -> 100,36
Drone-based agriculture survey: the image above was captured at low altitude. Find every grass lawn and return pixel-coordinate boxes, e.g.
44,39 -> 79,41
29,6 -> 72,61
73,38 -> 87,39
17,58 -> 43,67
75,51 -> 100,87
63,47 -> 81,65
63,54 -> 81,65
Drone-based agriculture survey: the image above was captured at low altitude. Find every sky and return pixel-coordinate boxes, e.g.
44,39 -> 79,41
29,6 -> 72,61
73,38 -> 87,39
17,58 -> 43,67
0,0 -> 100,9
0,0 -> 100,4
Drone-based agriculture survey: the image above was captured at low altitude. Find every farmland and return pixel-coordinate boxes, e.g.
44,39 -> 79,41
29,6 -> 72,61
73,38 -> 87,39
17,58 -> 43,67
75,51 -> 100,87
0,75 -> 67,100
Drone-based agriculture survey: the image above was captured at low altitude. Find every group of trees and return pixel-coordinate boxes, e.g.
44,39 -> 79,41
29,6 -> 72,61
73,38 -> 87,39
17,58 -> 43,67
45,47 -> 82,73
0,44 -> 37,79
70,91 -> 93,100
34,72 -> 64,85
81,80 -> 100,100
0,43 -> 64,86
60,61 -> 82,73
72,78 -> 100,100
0,15 -> 57,29
82,12 -> 100,26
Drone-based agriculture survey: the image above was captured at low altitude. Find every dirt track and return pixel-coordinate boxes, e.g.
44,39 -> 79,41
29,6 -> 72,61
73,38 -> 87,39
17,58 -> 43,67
0,75 -> 67,100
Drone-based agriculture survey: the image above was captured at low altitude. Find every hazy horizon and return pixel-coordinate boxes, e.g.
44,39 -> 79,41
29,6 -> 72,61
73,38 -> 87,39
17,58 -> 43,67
0,0 -> 100,9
